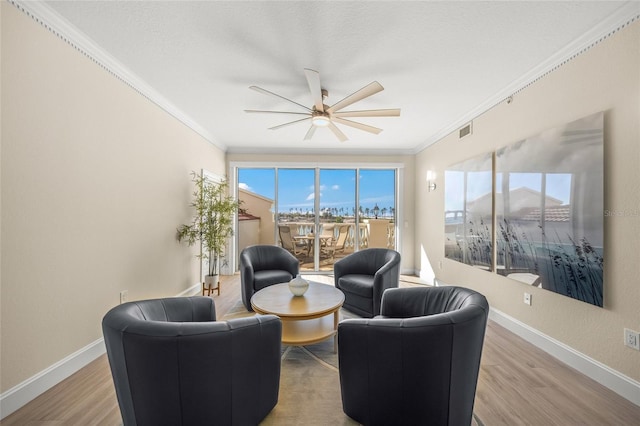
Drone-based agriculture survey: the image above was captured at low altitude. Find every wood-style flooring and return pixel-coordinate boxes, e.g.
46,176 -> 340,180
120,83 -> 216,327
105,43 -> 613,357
2,274 -> 639,425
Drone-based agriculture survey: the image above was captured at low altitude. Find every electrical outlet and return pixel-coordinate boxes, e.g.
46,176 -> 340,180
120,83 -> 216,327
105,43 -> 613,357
624,328 -> 640,350
120,290 -> 128,304
524,292 -> 532,306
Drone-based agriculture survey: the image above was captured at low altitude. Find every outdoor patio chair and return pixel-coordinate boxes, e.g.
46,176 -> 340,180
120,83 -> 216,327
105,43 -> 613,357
278,225 -> 308,257
321,224 -> 350,259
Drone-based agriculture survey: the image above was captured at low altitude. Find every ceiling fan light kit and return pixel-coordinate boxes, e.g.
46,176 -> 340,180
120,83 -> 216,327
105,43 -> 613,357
246,68 -> 400,142
311,114 -> 330,127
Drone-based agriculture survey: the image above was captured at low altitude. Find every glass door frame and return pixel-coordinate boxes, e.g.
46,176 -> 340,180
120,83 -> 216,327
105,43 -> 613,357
229,161 -> 405,274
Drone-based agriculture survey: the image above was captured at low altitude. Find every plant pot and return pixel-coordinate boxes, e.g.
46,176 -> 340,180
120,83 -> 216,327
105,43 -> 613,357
288,274 -> 309,296
204,274 -> 219,290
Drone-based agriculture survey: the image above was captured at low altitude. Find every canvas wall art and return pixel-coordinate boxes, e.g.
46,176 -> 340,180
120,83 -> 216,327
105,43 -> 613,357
445,112 -> 604,307
444,152 -> 494,269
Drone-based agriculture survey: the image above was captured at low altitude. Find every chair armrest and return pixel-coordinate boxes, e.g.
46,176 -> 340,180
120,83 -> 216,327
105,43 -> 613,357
374,257 -> 399,277
333,256 -> 348,281
240,251 -> 256,303
371,257 -> 400,315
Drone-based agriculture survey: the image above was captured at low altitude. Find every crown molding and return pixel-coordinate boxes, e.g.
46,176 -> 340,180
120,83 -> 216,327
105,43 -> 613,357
226,145 -> 416,156
413,1 -> 640,154
9,0 -> 227,152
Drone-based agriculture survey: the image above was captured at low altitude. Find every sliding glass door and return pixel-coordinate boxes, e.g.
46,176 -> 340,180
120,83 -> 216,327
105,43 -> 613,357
359,169 -> 397,250
236,166 -> 397,273
316,169 -> 357,271
276,169 -> 316,271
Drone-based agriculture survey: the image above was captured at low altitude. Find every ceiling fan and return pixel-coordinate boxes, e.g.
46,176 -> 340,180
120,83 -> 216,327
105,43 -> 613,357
245,68 -> 400,142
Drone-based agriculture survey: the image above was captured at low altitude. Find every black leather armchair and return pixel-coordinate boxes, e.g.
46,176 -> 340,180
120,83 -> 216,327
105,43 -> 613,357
333,248 -> 401,317
240,244 -> 300,311
102,296 -> 281,426
338,286 -> 489,426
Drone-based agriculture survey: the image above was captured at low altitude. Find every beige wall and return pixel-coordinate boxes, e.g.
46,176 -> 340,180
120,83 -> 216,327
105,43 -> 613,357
239,189 -> 275,245
416,20 -> 640,381
228,154 -> 416,273
238,219 -> 260,255
1,4 -> 225,392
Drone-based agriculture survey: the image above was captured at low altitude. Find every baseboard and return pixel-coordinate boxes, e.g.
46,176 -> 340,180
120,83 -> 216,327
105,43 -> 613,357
179,282 -> 202,296
489,308 -> 640,406
0,283 -> 205,420
0,338 -> 106,419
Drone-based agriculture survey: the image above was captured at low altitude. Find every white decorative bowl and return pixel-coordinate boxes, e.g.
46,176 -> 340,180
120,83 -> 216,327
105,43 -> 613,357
288,274 -> 309,296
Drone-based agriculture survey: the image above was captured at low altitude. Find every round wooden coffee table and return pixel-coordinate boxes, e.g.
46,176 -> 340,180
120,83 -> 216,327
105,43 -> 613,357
251,281 -> 345,352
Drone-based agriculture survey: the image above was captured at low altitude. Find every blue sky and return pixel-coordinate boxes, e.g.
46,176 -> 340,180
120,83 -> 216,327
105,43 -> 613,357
444,171 -> 572,211
238,168 -> 396,216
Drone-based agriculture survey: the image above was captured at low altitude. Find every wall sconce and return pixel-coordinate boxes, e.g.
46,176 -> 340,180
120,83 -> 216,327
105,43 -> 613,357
426,171 -> 437,192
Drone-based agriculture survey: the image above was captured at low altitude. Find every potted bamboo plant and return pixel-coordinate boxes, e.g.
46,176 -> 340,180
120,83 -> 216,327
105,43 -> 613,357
177,171 -> 240,292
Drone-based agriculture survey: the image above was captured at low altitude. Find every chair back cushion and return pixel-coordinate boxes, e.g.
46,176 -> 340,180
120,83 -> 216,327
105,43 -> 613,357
380,285 -> 485,319
242,244 -> 299,273
335,248 -> 399,276
119,296 -> 216,322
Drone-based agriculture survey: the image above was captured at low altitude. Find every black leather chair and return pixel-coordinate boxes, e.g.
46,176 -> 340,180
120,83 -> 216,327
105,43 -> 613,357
338,286 -> 489,426
333,248 -> 401,317
240,244 -> 300,311
102,296 -> 281,426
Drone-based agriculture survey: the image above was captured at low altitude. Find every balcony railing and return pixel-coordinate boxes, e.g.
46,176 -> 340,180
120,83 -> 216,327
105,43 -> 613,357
279,220 -> 395,251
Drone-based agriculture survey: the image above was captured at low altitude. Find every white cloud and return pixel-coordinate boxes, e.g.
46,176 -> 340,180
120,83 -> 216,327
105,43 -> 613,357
305,192 -> 315,201
238,182 -> 251,191
332,184 -> 340,190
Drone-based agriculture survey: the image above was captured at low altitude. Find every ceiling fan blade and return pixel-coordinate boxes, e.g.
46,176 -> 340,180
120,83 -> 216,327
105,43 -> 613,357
268,117 -> 311,130
326,81 -> 384,113
332,117 -> 383,135
333,108 -> 401,118
327,122 -> 348,142
304,125 -> 317,141
250,86 -> 312,112
244,109 -> 310,115
304,68 -> 324,113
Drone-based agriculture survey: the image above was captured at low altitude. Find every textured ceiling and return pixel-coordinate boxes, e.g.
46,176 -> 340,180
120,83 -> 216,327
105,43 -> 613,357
37,1 -> 636,154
